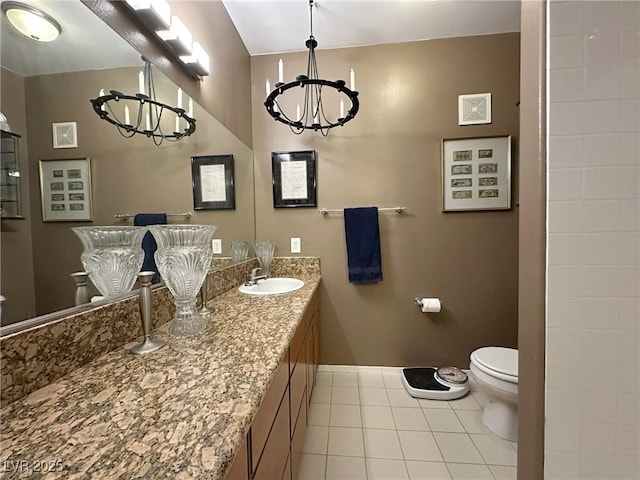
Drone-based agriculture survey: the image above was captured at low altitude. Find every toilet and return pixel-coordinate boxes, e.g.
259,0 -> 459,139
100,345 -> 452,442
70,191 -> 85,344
469,346 -> 518,442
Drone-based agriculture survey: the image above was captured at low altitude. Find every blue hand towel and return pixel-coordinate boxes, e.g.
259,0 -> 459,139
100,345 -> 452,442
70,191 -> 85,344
344,207 -> 383,283
134,213 -> 167,284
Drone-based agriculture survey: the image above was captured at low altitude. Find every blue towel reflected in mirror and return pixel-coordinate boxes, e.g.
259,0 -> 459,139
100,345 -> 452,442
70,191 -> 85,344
134,213 -> 167,284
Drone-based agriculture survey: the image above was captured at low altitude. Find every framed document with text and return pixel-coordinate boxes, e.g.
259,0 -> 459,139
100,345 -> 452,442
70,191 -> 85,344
271,150 -> 317,208
191,154 -> 235,210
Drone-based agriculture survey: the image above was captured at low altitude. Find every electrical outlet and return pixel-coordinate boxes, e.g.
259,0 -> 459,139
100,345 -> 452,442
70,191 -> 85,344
212,238 -> 222,254
290,237 -> 301,254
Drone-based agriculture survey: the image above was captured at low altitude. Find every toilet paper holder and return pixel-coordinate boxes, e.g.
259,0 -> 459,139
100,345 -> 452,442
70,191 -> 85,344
414,297 -> 444,306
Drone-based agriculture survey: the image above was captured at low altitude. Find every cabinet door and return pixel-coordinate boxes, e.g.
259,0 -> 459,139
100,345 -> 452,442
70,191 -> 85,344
252,386 -> 290,480
290,392 -> 308,480
225,435 -> 249,480
290,345 -> 307,434
250,355 -> 289,474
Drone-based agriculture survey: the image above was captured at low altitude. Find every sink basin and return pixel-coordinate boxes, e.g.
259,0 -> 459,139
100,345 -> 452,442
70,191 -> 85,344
239,277 -> 304,295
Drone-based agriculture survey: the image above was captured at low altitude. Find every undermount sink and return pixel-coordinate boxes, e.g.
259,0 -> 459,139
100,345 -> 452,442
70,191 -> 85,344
239,277 -> 304,295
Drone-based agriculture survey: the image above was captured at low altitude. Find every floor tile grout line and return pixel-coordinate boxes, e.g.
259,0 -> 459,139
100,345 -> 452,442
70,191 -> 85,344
304,369 -> 517,480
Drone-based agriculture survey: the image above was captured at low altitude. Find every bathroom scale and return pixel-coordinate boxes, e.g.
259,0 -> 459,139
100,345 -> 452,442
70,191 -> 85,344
402,366 -> 469,400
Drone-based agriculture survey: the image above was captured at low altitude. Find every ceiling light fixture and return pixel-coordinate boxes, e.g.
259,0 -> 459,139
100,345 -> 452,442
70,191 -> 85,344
125,0 -> 210,80
1,1 -> 61,43
264,0 -> 359,136
90,58 -> 196,146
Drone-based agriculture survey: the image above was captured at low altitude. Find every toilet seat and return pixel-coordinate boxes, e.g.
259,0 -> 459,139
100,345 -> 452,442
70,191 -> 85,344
471,347 -> 518,383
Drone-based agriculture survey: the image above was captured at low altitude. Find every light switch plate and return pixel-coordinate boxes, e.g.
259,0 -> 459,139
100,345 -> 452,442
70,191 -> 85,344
212,238 -> 222,254
291,237 -> 301,254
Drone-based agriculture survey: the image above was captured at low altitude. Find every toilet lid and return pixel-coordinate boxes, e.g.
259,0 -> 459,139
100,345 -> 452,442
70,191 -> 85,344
472,347 -> 518,378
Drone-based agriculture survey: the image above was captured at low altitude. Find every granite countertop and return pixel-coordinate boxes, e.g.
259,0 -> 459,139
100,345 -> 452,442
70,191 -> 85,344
0,275 -> 321,480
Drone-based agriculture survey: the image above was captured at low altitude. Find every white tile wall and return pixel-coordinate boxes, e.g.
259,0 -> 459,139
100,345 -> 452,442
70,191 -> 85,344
547,1 -> 640,479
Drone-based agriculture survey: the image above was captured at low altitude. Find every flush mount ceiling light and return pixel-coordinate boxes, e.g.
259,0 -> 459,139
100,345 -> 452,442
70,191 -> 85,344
264,0 -> 359,136
1,1 -> 61,42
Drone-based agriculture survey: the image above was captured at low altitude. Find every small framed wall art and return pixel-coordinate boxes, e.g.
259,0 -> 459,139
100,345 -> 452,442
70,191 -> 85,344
52,122 -> 78,148
271,150 -> 317,208
191,154 -> 235,210
39,157 -> 93,221
441,135 -> 511,212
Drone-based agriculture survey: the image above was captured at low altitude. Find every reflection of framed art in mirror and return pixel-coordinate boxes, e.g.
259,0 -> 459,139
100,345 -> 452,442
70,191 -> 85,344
191,154 -> 235,210
38,157 -> 93,221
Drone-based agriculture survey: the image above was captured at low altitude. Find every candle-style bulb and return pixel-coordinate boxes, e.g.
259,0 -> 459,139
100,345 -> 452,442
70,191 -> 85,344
278,59 -> 284,83
349,69 -> 355,91
177,88 -> 183,109
266,79 -> 271,96
296,104 -> 301,121
188,98 -> 193,118
138,70 -> 145,95
340,99 -> 345,118
175,115 -> 180,133
124,105 -> 130,126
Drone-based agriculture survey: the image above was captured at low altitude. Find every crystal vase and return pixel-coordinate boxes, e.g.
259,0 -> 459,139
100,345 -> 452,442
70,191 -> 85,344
253,240 -> 275,277
72,226 -> 147,297
149,224 -> 216,337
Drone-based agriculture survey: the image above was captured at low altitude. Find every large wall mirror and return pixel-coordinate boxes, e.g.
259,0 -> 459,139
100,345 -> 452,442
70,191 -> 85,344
0,0 -> 256,328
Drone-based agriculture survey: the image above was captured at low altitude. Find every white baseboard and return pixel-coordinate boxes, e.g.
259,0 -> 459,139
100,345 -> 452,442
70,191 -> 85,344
316,364 -> 478,391
317,365 -> 403,374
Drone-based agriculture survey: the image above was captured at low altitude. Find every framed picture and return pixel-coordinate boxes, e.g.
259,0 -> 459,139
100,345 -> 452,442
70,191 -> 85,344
39,157 -> 93,221
52,122 -> 78,148
271,150 -> 317,208
458,93 -> 492,125
442,135 -> 511,212
191,154 -> 235,210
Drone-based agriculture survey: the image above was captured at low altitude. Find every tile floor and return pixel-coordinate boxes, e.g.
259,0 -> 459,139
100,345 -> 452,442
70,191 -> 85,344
297,367 -> 517,480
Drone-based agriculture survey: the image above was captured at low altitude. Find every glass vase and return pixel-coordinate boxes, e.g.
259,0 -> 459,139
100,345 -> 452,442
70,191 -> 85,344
253,240 -> 275,277
149,224 -> 216,338
72,226 -> 147,297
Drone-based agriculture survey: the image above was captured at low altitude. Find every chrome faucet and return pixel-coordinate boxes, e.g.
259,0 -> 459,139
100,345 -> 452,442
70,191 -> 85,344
245,267 -> 268,286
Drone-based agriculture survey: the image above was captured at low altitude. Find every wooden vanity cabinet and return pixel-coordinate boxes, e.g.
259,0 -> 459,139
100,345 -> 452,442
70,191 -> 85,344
226,290 -> 320,480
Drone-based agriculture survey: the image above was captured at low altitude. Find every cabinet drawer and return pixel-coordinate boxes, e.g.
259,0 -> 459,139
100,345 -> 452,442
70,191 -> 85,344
251,354 -> 289,474
252,386 -> 290,480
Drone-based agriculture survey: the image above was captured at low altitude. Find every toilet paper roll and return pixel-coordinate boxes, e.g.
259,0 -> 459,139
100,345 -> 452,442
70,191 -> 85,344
419,298 -> 441,313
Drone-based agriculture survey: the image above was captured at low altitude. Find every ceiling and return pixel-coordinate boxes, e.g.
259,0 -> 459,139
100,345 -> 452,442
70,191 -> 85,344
0,0 -> 520,77
0,0 -> 141,77
221,0 -> 521,56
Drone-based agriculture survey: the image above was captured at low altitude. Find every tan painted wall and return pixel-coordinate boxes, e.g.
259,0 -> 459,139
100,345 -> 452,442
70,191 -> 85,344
1,66 -> 254,321
0,68 -> 36,323
252,34 -> 520,367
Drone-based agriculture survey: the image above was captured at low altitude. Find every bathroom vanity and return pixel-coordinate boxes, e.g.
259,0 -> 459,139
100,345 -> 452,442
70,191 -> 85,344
0,260 -> 320,480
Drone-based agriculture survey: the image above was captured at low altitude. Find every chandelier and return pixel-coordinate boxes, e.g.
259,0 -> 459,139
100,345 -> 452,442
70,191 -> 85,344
90,59 -> 196,146
264,0 -> 359,136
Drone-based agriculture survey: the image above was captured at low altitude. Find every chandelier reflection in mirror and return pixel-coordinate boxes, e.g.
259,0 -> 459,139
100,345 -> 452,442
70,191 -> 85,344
264,0 -> 359,136
90,59 -> 196,146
